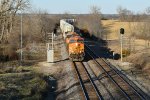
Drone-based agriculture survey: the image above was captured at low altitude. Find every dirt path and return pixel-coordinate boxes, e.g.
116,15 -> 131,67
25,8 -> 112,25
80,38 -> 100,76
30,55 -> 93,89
35,34 -> 83,99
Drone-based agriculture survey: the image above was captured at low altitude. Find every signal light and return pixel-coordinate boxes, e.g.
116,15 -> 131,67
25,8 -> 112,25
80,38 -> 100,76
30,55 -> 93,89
120,28 -> 124,34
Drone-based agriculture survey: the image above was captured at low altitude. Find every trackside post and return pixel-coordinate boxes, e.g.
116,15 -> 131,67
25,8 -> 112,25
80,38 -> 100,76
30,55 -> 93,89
120,28 -> 124,62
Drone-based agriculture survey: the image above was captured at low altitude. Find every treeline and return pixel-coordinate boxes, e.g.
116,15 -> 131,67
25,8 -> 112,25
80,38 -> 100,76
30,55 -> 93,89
117,6 -> 150,41
0,0 -> 62,45
0,0 -> 61,62
76,6 -> 103,40
117,6 -> 150,22
0,0 -> 30,43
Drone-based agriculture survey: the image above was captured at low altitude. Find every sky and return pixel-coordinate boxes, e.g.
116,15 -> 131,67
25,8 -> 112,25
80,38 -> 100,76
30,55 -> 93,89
31,0 -> 150,14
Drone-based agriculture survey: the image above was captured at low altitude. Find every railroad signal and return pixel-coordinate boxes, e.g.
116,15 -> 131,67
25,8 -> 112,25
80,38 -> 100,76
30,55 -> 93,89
120,28 -> 124,34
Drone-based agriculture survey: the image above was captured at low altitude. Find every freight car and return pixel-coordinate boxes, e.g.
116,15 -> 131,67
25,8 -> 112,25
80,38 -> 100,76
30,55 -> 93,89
60,19 -> 74,38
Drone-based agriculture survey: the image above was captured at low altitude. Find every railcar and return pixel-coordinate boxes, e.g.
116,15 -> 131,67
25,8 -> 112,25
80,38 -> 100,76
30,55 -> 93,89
60,20 -> 74,38
60,19 -> 85,61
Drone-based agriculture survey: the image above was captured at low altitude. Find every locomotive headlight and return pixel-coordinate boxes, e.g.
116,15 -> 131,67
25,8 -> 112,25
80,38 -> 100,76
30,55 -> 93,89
71,50 -> 74,53
76,43 -> 78,46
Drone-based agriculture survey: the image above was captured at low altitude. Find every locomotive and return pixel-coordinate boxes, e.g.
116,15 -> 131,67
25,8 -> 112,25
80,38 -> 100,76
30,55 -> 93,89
60,19 -> 85,61
66,32 -> 85,61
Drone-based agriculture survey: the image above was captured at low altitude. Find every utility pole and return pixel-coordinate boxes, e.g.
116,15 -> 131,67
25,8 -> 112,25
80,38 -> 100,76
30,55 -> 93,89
120,28 -> 124,62
120,34 -> 123,62
20,9 -> 23,66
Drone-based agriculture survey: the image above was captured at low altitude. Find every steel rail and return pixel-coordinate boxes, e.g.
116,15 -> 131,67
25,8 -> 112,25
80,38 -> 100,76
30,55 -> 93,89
85,44 -> 145,100
81,62 -> 104,100
73,62 -> 90,100
86,50 -> 131,100
102,58 -> 146,100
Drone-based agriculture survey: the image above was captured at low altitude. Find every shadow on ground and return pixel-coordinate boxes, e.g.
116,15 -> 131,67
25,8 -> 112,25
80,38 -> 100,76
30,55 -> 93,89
74,26 -> 120,62
84,35 -> 120,61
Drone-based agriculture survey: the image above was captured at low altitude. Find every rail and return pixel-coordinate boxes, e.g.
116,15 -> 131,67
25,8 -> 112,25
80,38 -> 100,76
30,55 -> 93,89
73,61 -> 104,100
73,62 -> 89,100
85,44 -> 145,100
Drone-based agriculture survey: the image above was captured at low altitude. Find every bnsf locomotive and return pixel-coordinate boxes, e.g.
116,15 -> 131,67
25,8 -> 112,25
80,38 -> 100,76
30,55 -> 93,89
60,19 -> 85,61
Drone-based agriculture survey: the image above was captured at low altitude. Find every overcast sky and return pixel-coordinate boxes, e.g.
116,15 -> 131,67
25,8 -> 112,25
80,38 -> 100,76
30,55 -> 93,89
31,0 -> 150,14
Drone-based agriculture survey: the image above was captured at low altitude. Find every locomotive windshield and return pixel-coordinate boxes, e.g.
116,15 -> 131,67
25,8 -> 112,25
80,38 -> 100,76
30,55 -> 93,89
69,39 -> 83,43
77,39 -> 83,43
69,39 -> 76,43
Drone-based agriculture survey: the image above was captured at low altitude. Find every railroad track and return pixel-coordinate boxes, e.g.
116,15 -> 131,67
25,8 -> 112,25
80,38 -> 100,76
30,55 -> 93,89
73,61 -> 104,100
85,44 -> 146,100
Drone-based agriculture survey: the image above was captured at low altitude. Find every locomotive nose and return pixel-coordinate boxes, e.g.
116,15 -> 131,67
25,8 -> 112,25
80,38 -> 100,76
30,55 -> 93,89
75,43 -> 80,46
76,43 -> 78,46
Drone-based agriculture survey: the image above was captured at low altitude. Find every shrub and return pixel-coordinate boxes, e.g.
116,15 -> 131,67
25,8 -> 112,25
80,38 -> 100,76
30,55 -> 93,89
0,45 -> 19,62
122,49 -> 130,57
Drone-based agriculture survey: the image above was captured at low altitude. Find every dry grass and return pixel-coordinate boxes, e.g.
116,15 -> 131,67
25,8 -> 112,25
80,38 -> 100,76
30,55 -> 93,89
102,20 -> 130,40
126,49 -> 150,71
103,20 -> 149,52
102,20 -> 145,40
0,61 -> 52,99
104,20 -> 150,74
0,71 -> 48,99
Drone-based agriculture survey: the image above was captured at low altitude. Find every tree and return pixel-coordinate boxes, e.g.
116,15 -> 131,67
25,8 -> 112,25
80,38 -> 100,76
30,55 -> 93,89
128,7 -> 150,48
62,11 -> 73,19
0,0 -> 30,43
77,5 -> 103,39
146,7 -> 150,14
19,9 -> 60,43
117,6 -> 133,21
89,6 -> 103,38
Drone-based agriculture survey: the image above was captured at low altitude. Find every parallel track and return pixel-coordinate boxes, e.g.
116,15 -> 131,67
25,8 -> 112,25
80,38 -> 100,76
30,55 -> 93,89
73,62 -> 104,100
85,44 -> 146,100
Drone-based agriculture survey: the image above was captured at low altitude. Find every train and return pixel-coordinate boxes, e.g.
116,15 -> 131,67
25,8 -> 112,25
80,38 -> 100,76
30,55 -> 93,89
60,19 -> 85,61
60,19 -> 74,38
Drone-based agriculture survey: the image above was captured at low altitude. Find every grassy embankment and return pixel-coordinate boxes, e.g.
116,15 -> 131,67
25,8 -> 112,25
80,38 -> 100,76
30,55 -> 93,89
0,44 -> 54,99
102,20 -> 150,73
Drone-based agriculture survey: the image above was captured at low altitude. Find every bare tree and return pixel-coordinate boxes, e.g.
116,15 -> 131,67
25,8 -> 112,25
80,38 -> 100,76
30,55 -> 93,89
20,9 -> 60,43
117,6 -> 133,21
62,11 -> 73,19
0,0 -> 30,43
146,7 -> 150,14
128,7 -> 150,49
77,5 -> 103,39
89,6 -> 103,38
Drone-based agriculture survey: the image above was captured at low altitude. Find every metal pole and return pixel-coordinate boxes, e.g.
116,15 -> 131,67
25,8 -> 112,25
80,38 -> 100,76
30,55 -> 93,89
121,34 -> 123,62
52,32 -> 54,50
20,10 -> 23,65
113,52 -> 115,60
